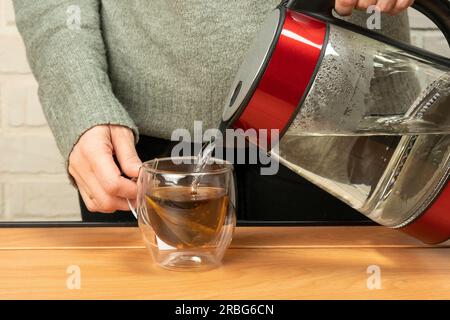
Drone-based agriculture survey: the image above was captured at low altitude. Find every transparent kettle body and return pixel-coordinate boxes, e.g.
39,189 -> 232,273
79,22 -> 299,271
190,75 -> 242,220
268,27 -> 450,228
287,24 -> 450,136
265,18 -> 450,228
272,133 -> 449,227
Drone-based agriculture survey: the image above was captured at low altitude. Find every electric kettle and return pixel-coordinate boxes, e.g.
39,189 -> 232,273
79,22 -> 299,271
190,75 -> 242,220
221,0 -> 450,243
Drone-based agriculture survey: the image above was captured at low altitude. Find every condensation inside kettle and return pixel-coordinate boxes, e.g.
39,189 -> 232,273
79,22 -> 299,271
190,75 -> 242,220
272,25 -> 450,228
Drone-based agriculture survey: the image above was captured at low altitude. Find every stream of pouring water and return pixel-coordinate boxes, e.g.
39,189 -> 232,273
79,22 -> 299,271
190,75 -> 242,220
190,136 -> 217,195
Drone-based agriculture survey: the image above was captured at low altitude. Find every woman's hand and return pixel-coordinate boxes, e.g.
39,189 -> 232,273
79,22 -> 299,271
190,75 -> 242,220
69,125 -> 142,213
335,0 -> 414,16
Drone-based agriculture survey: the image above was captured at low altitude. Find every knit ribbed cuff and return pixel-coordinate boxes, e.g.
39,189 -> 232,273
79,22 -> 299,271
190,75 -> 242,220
36,55 -> 139,190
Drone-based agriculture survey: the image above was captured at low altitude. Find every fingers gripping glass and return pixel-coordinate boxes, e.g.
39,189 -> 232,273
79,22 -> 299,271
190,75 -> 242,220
127,158 -> 159,219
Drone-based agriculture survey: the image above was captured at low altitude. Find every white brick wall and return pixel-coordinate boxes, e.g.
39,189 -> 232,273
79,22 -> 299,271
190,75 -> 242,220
4,181 -> 80,221
0,2 -> 448,222
3,76 -> 47,127
2,0 -> 15,27
0,33 -> 30,74
0,0 -> 80,221
408,9 -> 450,57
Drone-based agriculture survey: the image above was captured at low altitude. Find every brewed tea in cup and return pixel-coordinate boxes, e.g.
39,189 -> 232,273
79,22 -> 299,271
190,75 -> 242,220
130,157 -> 236,271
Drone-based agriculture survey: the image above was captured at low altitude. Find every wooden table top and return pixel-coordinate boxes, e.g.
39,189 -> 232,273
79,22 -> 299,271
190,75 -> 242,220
0,226 -> 449,299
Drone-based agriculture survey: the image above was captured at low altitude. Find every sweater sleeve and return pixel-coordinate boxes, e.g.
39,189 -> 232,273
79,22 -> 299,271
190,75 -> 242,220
13,0 -> 139,161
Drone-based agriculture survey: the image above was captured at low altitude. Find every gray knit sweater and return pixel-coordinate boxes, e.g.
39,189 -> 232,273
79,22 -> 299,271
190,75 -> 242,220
13,0 -> 410,162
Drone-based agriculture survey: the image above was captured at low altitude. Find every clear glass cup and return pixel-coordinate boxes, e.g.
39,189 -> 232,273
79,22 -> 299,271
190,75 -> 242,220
131,157 -> 236,271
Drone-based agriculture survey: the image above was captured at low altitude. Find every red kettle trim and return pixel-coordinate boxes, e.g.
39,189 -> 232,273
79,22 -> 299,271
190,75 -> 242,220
400,180 -> 450,244
232,10 -> 328,148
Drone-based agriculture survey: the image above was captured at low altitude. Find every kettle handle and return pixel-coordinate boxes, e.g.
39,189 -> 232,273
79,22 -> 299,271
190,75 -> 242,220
285,0 -> 450,67
286,0 -> 450,46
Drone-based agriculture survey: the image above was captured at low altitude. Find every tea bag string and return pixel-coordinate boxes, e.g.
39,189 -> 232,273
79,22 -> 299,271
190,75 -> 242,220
126,162 -> 144,219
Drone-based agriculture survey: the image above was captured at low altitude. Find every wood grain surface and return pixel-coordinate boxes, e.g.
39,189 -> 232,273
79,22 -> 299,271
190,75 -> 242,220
0,227 -> 449,299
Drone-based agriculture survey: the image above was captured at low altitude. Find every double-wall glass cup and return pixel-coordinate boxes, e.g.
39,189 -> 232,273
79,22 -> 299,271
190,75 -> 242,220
130,157 -> 236,271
